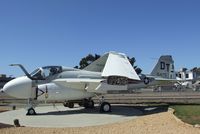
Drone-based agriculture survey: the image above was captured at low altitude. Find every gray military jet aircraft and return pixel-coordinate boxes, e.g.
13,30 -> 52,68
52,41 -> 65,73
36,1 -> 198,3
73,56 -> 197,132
1,51 -> 141,115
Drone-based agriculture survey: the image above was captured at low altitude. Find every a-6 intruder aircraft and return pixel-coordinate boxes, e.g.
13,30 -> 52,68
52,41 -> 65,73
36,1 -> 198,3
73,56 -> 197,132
1,52 -> 141,115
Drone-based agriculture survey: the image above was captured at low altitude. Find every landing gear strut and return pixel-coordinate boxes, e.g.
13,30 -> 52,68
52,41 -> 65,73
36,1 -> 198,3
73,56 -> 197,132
98,96 -> 111,113
63,96 -> 111,113
82,97 -> 111,112
83,99 -> 94,109
100,102 -> 111,112
26,99 -> 37,115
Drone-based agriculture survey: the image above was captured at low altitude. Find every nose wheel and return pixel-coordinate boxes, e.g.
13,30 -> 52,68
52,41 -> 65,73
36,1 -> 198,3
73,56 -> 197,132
26,98 -> 37,115
26,108 -> 36,115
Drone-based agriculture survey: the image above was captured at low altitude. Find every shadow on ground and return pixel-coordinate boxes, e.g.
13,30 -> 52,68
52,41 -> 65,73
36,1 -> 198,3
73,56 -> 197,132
36,104 -> 169,117
0,110 -> 13,129
0,123 -> 13,129
0,104 -> 169,128
133,105 -> 169,115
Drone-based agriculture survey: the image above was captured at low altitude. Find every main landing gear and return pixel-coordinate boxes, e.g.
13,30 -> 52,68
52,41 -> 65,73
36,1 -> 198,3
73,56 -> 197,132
99,96 -> 111,113
63,101 -> 75,108
63,97 -> 111,113
99,102 -> 111,112
82,99 -> 95,109
63,99 -> 95,109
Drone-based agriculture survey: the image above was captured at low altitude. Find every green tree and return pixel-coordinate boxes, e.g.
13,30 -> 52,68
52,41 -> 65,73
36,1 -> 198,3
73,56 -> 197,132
135,67 -> 142,74
78,54 -> 100,69
127,57 -> 136,66
127,57 -> 142,74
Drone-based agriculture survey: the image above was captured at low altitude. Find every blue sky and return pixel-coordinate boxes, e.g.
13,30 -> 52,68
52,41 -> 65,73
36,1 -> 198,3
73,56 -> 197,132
0,0 -> 200,77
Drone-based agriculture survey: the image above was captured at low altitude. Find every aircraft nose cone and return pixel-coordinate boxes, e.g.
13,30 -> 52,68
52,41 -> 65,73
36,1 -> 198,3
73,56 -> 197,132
2,76 -> 32,98
3,80 -> 15,95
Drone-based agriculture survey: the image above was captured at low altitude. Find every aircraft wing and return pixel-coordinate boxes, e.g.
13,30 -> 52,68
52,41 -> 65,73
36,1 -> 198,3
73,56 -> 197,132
84,52 -> 140,81
53,78 -> 103,92
152,77 -> 178,85
129,76 -> 179,90
101,52 -> 140,80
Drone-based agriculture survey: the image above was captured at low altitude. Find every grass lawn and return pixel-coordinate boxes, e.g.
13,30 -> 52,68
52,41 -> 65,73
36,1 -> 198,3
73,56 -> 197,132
171,105 -> 200,125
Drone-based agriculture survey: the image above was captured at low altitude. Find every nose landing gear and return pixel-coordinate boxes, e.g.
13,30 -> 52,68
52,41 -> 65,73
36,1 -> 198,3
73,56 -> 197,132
26,98 -> 37,115
27,107 -> 36,115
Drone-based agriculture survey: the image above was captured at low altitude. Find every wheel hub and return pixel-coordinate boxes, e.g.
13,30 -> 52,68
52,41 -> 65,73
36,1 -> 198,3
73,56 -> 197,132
103,104 -> 110,111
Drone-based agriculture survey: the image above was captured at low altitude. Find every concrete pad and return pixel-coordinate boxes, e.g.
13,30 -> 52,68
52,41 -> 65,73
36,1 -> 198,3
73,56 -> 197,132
0,105 -> 142,128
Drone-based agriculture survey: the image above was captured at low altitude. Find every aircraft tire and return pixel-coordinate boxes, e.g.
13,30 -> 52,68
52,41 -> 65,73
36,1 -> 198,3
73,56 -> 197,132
63,102 -> 69,107
78,102 -> 84,107
26,108 -> 36,115
88,100 -> 94,108
100,102 -> 111,113
68,102 -> 74,108
84,100 -> 94,109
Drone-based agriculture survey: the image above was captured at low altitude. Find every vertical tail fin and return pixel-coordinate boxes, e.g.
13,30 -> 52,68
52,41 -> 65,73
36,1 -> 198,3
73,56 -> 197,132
150,55 -> 175,79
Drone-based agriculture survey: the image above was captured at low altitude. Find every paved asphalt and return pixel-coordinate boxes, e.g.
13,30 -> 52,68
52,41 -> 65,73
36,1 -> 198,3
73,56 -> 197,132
0,104 -> 143,128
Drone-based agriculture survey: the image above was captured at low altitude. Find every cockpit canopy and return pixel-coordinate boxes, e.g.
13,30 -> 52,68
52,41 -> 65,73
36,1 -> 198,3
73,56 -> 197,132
30,66 -> 62,80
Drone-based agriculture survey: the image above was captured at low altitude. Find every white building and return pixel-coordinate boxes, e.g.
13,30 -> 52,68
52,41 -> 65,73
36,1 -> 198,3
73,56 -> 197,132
176,68 -> 200,80
175,68 -> 200,89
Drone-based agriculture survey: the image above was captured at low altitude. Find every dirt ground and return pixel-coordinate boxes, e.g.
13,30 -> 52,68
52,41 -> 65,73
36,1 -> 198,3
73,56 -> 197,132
0,108 -> 200,134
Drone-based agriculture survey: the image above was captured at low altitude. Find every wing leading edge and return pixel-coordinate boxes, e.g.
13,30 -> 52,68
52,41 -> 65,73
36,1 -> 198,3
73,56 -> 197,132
53,78 -> 128,93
